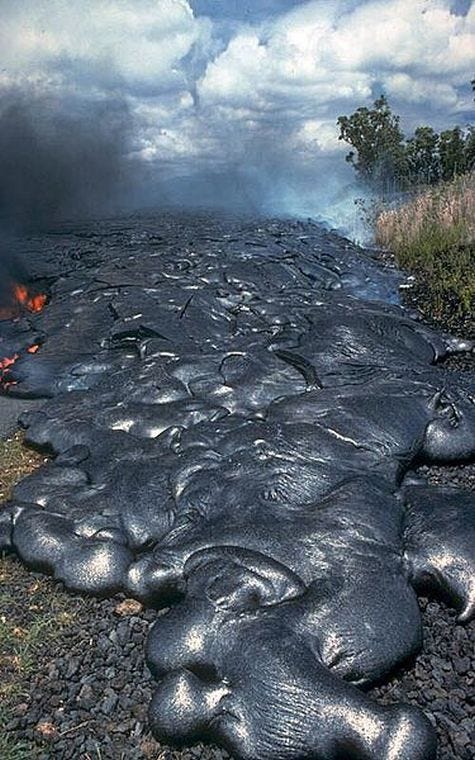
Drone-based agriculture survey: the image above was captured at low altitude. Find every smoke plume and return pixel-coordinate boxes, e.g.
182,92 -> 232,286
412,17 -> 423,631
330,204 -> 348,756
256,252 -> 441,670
0,87 -> 133,231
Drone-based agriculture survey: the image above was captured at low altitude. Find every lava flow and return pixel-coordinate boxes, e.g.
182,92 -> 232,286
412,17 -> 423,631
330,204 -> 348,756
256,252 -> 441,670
0,281 -> 47,391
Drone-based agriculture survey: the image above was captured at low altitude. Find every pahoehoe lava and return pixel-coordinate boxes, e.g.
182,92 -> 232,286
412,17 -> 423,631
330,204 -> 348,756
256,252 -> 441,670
1,213 -> 474,760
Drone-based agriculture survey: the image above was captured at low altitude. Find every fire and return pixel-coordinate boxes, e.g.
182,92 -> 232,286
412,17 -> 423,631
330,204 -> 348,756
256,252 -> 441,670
0,282 -> 48,321
13,284 -> 48,314
0,282 -> 48,390
0,352 -> 20,390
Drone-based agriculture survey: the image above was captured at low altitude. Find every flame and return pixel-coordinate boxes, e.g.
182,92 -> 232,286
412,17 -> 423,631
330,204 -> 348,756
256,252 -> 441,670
0,281 -> 48,321
0,283 -> 47,390
13,284 -> 48,313
0,353 -> 19,370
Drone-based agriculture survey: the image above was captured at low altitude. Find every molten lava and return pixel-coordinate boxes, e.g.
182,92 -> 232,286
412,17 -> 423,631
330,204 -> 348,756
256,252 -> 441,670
0,283 -> 48,320
0,352 -> 20,390
13,284 -> 48,314
0,353 -> 19,370
0,282 -> 48,390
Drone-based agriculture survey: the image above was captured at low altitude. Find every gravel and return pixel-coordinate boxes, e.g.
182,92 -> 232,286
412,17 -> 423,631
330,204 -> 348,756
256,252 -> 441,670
3,574 -> 230,760
3,538 -> 473,760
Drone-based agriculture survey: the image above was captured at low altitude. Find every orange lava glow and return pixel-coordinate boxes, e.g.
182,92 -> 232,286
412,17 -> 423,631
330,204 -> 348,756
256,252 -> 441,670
0,351 -> 20,390
0,282 -> 48,321
0,353 -> 19,370
13,284 -> 48,314
0,283 -> 47,389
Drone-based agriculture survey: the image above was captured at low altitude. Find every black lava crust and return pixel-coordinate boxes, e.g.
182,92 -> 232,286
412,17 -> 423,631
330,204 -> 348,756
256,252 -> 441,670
1,213 -> 474,760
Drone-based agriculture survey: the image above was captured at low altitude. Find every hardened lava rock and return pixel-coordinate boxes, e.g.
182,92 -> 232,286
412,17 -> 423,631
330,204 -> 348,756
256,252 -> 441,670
1,213 -> 474,759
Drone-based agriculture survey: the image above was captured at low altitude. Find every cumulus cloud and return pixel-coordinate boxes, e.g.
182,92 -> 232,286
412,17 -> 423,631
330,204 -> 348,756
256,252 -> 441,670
0,0 -> 206,93
198,1 -> 474,138
0,0 -> 473,231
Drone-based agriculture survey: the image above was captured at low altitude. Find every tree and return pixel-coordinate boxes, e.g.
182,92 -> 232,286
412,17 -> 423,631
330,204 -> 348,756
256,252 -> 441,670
439,127 -> 467,181
405,126 -> 440,185
464,126 -> 475,173
338,91 -> 475,193
337,96 -> 408,192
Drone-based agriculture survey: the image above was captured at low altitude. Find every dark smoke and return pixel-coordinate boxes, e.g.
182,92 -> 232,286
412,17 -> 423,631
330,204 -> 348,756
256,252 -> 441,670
0,87 -> 134,231
0,245 -> 28,303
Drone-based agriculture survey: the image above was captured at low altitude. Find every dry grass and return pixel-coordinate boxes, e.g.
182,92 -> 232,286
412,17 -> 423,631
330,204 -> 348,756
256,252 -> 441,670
376,172 -> 475,254
375,172 -> 475,318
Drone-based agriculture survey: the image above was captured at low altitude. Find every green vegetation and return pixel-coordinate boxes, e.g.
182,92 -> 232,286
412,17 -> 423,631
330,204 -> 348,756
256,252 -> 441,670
338,90 -> 474,324
337,96 -> 408,191
375,172 -> 475,324
0,727 -> 31,760
0,565 -> 77,687
0,432 -> 46,502
0,556 -> 81,758
0,433 -> 67,757
337,94 -> 474,192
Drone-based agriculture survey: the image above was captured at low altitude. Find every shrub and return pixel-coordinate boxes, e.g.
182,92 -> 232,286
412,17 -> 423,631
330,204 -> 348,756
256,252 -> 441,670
375,173 -> 475,319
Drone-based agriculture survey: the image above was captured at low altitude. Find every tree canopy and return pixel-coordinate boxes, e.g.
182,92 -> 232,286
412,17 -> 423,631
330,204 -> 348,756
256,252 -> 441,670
337,95 -> 474,192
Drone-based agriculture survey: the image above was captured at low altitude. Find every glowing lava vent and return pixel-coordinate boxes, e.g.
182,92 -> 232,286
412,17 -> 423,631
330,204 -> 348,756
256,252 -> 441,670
0,280 -> 48,390
12,283 -> 47,315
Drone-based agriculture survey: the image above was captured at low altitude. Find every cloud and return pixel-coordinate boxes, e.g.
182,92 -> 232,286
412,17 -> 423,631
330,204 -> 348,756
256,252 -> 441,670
198,1 -> 474,122
0,0 -> 473,232
0,0 -> 207,95
191,1 -> 304,22
185,0 -> 474,221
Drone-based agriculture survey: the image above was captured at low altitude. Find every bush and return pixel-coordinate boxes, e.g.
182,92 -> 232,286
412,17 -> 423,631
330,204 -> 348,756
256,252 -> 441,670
375,173 -> 475,320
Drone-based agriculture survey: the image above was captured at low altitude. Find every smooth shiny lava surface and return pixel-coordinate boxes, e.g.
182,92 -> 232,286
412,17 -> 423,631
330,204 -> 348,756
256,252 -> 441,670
1,213 -> 474,760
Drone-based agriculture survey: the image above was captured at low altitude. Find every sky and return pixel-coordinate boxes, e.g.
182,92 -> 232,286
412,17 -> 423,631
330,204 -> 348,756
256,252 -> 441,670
0,0 -> 474,233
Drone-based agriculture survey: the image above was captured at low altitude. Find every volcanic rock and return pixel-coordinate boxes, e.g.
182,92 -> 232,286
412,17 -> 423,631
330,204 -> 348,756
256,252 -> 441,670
1,212 -> 474,760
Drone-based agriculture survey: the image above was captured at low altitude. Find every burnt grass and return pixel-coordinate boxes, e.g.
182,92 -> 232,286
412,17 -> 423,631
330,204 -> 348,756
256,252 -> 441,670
0,220 -> 474,760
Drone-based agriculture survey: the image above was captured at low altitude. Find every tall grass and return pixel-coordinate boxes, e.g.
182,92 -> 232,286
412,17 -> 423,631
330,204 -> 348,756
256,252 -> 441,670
375,172 -> 475,318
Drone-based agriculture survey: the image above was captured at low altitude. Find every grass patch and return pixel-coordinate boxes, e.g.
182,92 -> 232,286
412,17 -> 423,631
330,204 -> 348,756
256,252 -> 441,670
0,562 -> 79,696
0,573 -> 79,733
0,556 -> 82,757
0,432 -> 77,756
375,172 -> 475,323
0,723 -> 31,760
0,432 -> 47,503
